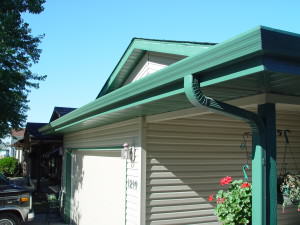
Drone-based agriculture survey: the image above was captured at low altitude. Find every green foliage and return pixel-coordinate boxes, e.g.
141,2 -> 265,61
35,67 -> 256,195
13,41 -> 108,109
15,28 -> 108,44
0,157 -> 20,177
280,173 -> 300,211
210,178 -> 252,225
0,0 -> 46,139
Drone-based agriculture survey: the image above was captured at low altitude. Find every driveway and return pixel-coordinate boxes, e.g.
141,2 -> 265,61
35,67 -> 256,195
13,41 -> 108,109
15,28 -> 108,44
25,213 -> 68,225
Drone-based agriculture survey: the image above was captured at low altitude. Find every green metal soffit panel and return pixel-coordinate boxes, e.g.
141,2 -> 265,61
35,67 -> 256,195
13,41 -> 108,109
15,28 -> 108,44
97,38 -> 216,98
40,26 -> 300,134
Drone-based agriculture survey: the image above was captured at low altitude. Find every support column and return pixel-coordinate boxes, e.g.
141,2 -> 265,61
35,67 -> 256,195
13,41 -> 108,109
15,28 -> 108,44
252,133 -> 266,225
258,103 -> 277,225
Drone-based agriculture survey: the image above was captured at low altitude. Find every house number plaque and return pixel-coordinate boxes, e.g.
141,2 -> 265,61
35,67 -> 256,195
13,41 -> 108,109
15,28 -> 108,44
127,179 -> 138,190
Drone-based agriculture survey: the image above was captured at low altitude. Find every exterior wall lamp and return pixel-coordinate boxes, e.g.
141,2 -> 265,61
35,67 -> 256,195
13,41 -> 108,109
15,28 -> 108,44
122,143 -> 136,163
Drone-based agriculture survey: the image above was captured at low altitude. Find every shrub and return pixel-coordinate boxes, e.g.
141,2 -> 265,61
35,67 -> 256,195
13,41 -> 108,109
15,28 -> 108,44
0,157 -> 20,177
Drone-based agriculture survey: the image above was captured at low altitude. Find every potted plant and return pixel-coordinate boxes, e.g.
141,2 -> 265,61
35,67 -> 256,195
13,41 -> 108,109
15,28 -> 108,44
208,176 -> 252,225
278,173 -> 300,212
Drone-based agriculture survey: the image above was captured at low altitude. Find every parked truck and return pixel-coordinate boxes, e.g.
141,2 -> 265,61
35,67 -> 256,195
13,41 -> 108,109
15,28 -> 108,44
0,174 -> 34,225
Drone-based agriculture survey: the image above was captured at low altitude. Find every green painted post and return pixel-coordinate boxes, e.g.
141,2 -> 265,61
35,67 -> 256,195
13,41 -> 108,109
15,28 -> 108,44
252,133 -> 266,225
258,103 -> 277,225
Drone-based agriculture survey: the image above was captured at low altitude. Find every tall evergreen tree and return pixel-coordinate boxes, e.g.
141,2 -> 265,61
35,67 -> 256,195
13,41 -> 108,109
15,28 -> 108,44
0,0 -> 46,138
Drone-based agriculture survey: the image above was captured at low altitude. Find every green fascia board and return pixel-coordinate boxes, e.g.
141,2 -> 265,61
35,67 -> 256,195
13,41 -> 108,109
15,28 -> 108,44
97,38 -> 216,98
43,27 -> 264,133
41,26 -> 300,134
54,89 -> 188,133
67,147 -> 123,151
261,26 -> 300,58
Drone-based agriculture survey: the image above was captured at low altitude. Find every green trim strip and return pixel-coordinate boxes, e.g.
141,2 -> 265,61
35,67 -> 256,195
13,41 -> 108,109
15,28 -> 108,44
54,88 -> 185,133
200,65 -> 265,87
67,147 -> 123,151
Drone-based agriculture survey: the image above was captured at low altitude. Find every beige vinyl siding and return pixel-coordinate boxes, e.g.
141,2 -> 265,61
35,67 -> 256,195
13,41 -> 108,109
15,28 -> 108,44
64,118 -> 140,148
146,114 -> 251,225
146,107 -> 300,225
124,52 -> 185,85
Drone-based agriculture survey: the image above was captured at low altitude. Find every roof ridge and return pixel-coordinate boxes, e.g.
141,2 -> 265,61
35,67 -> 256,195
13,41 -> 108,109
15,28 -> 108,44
132,37 -> 217,46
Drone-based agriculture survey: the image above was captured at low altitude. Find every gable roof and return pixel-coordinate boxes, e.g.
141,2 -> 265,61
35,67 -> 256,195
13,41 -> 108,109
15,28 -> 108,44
97,38 -> 216,98
25,122 -> 60,140
11,129 -> 25,138
49,107 -> 77,122
40,26 -> 300,134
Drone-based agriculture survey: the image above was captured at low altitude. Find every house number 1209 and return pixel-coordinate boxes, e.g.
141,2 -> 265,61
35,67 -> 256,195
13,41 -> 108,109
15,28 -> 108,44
127,179 -> 138,190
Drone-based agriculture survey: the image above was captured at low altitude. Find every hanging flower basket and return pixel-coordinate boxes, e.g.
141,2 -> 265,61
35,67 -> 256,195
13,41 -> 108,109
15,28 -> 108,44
278,173 -> 300,212
209,176 -> 252,225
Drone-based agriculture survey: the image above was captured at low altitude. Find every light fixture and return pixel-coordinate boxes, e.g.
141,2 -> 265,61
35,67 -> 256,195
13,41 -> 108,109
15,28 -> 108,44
122,142 -> 136,163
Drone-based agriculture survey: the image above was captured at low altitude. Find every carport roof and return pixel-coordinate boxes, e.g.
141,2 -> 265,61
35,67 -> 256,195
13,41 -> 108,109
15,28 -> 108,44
40,26 -> 300,134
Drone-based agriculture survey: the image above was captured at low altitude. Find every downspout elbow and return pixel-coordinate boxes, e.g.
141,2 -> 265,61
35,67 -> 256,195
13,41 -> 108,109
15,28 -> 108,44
183,74 -> 264,134
184,74 -> 266,225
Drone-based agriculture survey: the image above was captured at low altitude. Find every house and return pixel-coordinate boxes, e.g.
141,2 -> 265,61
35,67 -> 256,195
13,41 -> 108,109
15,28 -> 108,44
0,142 -> 9,158
21,107 -> 76,191
11,129 -> 25,162
41,26 -> 300,225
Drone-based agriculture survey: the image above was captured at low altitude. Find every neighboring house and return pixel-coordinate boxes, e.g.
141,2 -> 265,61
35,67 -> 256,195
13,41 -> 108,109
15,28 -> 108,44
20,107 -> 76,191
0,142 -> 9,158
22,122 -> 62,190
41,26 -> 300,225
11,129 -> 25,163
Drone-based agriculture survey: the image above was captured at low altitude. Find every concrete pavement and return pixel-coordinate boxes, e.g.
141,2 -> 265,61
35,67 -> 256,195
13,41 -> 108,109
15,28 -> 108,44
25,213 -> 68,225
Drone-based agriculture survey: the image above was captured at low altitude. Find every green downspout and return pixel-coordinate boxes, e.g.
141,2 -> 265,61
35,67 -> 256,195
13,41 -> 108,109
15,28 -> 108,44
184,74 -> 266,225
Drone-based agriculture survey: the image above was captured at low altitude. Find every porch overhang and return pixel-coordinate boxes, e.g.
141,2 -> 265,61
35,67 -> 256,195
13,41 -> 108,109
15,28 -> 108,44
40,26 -> 300,135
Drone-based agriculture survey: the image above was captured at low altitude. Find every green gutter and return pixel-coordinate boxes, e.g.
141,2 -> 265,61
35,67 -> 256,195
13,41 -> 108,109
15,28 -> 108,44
41,27 -> 264,134
40,25 -> 300,136
184,74 -> 266,225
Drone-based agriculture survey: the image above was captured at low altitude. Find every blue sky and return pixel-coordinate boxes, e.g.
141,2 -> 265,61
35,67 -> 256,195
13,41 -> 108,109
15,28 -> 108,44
24,0 -> 300,123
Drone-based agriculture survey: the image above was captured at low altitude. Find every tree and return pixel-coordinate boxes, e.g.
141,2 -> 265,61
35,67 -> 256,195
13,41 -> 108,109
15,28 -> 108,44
0,0 -> 46,139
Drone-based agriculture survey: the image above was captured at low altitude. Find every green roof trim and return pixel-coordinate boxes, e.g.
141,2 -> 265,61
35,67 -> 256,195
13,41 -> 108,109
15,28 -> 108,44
40,26 -> 300,134
67,147 -> 123,151
97,38 -> 216,98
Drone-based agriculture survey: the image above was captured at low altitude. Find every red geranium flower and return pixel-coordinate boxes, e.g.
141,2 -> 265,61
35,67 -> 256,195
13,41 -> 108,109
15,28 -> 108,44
220,176 -> 233,186
217,197 -> 225,204
241,182 -> 251,188
208,194 -> 214,202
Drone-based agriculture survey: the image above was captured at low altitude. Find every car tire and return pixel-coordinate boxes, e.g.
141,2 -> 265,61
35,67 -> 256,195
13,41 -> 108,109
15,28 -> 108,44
0,213 -> 21,225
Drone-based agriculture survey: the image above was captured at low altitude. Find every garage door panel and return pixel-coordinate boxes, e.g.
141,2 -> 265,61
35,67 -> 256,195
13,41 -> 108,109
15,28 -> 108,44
71,150 -> 125,225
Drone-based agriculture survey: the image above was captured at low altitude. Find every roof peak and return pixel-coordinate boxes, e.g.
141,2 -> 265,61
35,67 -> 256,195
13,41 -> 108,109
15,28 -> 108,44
132,37 -> 216,46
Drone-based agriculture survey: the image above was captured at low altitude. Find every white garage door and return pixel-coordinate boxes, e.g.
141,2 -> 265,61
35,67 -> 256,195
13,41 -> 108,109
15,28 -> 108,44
71,150 -> 126,225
